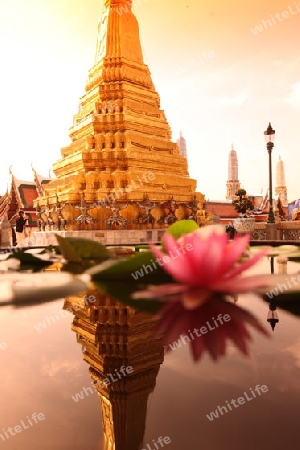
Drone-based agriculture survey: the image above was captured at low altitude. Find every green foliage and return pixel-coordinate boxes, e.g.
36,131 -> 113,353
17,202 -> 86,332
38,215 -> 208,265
55,235 -> 112,263
91,251 -> 169,280
3,220 -> 300,321
166,220 -> 199,240
7,252 -> 53,271
90,250 -> 174,314
232,189 -> 254,214
235,188 -> 246,197
135,244 -> 151,252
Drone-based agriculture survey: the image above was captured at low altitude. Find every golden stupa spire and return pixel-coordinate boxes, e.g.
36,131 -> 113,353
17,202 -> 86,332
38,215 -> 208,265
95,0 -> 143,65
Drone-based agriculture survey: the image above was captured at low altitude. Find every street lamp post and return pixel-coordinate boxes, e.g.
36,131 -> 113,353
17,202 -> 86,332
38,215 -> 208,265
264,123 -> 275,224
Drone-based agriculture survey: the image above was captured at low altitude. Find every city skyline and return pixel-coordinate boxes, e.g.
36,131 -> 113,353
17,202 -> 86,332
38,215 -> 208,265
0,0 -> 299,201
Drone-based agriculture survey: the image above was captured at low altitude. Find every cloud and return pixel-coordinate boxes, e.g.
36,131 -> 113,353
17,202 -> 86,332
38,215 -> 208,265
40,356 -> 81,377
286,340 -> 300,368
218,90 -> 249,106
283,81 -> 300,111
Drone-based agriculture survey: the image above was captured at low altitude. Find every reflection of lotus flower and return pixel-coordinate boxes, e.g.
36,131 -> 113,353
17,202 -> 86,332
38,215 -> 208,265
156,297 -> 269,361
133,226 -> 275,310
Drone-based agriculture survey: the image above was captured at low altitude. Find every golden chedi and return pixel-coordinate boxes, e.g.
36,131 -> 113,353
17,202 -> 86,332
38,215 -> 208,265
64,289 -> 164,450
34,0 -> 205,230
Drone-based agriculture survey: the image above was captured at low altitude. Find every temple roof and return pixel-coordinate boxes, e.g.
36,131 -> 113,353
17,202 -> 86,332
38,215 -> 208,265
0,169 -> 52,223
206,201 -> 239,218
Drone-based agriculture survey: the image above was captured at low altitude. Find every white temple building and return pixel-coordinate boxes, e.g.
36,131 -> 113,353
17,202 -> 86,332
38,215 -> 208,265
226,144 -> 240,200
275,156 -> 288,206
177,131 -> 187,158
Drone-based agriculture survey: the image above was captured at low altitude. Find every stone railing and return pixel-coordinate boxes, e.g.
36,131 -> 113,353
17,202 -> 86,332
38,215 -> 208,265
252,221 -> 300,241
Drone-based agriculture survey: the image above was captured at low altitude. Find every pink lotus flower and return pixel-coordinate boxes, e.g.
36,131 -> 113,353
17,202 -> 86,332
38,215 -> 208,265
155,296 -> 270,361
133,225 -> 276,310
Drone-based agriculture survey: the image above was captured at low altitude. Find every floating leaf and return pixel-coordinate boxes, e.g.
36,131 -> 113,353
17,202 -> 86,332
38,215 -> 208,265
167,220 -> 199,240
55,235 -> 82,262
91,251 -> 171,281
90,251 -> 174,313
65,237 -> 112,260
7,252 -> 53,269
55,235 -> 112,263
135,244 -> 151,252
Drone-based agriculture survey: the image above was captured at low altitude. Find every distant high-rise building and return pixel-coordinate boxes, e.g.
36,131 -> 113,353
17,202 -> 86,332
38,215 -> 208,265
177,131 -> 187,158
226,144 -> 240,200
275,156 -> 288,206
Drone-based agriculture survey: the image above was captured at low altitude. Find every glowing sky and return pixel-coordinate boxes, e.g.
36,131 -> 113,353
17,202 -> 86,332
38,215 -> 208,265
0,0 -> 299,201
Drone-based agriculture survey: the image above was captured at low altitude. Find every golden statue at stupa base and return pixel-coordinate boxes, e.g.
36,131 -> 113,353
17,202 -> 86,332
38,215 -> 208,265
34,0 -> 206,231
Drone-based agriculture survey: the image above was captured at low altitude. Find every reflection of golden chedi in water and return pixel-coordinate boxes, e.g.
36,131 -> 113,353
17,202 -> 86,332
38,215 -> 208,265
64,286 -> 164,450
34,0 -> 205,230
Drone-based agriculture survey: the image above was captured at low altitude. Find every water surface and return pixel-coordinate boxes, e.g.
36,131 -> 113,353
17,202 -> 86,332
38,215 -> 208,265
0,257 -> 299,449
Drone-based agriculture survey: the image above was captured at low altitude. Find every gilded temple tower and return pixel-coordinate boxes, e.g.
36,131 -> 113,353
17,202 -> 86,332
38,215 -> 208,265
34,0 -> 205,230
226,144 -> 240,200
177,131 -> 187,158
65,290 -> 164,450
275,156 -> 288,206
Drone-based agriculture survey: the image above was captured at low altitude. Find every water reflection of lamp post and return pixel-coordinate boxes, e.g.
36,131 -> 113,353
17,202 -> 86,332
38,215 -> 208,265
264,123 -> 275,224
270,256 -> 274,274
267,302 -> 279,332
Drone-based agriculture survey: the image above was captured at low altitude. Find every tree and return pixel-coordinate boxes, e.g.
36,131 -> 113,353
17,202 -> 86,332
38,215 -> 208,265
232,189 -> 254,216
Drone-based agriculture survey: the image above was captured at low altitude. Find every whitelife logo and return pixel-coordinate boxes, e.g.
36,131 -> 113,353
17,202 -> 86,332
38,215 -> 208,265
34,295 -> 96,333
141,436 -> 171,450
0,413 -> 45,442
115,0 -> 150,16
0,342 -> 8,351
206,385 -> 269,421
72,365 -> 133,402
251,3 -> 300,35
266,274 -> 300,299
168,313 -> 231,351
131,243 -> 193,280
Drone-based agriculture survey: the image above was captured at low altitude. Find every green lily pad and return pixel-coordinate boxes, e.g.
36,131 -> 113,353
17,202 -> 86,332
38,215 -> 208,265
55,235 -> 112,263
167,220 -> 199,240
90,251 -> 171,280
135,244 -> 151,252
7,252 -> 53,269
90,250 -> 175,313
